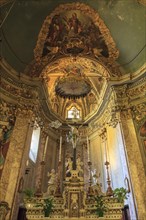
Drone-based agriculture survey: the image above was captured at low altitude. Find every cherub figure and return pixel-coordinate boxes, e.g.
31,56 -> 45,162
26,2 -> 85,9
47,169 -> 57,185
91,169 -> 100,185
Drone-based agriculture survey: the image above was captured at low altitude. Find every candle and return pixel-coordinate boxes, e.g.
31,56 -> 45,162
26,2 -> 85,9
43,136 -> 48,161
87,136 -> 90,162
59,136 -> 62,162
105,141 -> 108,162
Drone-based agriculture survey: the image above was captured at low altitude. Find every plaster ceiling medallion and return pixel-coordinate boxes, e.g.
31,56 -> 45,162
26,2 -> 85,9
32,2 -> 119,76
55,66 -> 91,99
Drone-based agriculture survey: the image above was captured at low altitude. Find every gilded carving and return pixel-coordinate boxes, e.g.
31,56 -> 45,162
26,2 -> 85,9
107,112 -> 119,128
139,121 -> 146,154
114,85 -> 128,99
35,3 -> 118,60
0,201 -> 10,220
126,81 -> 146,100
137,0 -> 146,6
120,109 -> 132,120
1,80 -> 38,99
0,101 -> 16,173
28,2 -> 119,76
131,103 -> 146,122
98,127 -> 107,141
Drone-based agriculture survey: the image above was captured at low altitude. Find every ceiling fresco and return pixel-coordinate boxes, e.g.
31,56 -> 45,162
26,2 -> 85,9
32,2 -> 119,77
1,0 -> 145,74
1,0 -> 146,121
41,57 -> 108,100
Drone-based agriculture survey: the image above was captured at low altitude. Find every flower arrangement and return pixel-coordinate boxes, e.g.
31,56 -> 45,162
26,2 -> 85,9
113,187 -> 128,203
36,198 -> 54,217
95,195 -> 108,217
23,188 -> 35,199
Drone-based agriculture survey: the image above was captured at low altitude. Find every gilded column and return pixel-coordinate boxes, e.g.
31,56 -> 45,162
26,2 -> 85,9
119,109 -> 146,220
0,110 -> 33,220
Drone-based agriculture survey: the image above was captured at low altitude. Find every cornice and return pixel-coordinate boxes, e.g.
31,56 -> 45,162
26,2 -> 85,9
1,59 -> 146,127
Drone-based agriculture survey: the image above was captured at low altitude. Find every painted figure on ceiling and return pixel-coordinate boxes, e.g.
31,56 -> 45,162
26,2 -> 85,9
67,13 -> 82,35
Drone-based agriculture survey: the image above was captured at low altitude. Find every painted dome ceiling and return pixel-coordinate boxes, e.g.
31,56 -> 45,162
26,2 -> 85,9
1,0 -> 146,122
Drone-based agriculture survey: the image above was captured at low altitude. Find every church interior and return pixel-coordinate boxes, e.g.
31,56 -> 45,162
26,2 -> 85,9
0,0 -> 146,220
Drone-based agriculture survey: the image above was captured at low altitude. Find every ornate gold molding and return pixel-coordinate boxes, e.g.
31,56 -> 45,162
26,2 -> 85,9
126,80 -> 146,100
137,0 -> 146,6
98,127 -> 107,141
131,103 -> 146,123
30,2 -> 119,76
35,3 -> 118,60
0,0 -> 12,6
0,201 -> 10,220
1,79 -> 38,100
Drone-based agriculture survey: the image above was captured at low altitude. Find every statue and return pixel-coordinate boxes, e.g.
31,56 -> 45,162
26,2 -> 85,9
47,169 -> 57,185
65,158 -> 73,177
46,169 -> 57,195
76,157 -> 83,176
91,169 -> 100,185
91,169 -> 103,196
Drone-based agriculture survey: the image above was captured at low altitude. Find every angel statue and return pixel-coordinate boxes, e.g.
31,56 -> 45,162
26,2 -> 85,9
46,169 -> 57,196
47,169 -> 57,185
91,169 -> 100,185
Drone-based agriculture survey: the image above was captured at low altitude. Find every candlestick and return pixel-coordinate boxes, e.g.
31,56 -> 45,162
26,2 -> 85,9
105,161 -> 113,196
43,136 -> 48,161
105,141 -> 108,162
59,136 -> 62,162
87,136 -> 90,162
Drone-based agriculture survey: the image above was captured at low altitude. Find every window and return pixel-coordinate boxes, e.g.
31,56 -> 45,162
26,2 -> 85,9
67,106 -> 80,119
29,126 -> 40,163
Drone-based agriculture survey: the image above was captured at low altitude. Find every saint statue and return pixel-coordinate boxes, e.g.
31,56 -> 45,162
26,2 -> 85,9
65,157 -> 73,177
76,157 -> 83,176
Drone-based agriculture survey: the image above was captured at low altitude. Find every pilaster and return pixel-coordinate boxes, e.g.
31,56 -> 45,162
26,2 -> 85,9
0,110 -> 33,220
119,109 -> 146,220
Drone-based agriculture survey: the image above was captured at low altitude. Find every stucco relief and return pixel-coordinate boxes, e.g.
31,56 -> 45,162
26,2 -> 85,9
138,0 -> 146,6
28,2 -> 119,77
131,103 -> 146,123
1,80 -> 38,100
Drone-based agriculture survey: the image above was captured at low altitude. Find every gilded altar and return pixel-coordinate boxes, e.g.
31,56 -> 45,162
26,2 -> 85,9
25,169 -> 123,220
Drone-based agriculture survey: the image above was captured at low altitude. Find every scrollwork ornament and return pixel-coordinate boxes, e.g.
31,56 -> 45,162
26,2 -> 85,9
107,112 -> 119,128
120,109 -> 132,120
98,127 -> 107,141
131,103 -> 146,123
29,2 -> 119,76
0,201 -> 10,220
137,0 -> 146,6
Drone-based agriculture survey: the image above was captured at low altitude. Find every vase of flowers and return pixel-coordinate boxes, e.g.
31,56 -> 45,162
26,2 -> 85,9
113,187 -> 128,203
95,195 -> 108,217
36,198 -> 54,217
